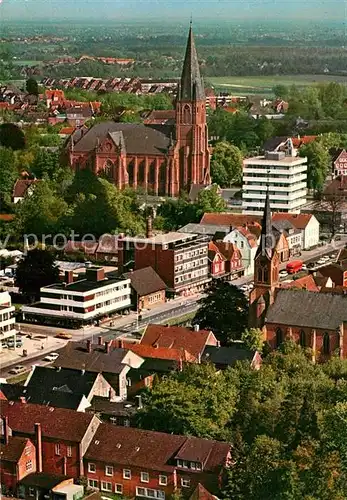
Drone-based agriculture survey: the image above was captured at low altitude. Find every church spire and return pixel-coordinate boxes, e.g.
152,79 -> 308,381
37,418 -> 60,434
179,24 -> 205,101
256,187 -> 275,260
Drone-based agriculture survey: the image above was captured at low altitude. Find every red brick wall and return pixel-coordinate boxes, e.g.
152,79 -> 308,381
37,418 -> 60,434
17,439 -> 36,480
139,290 -> 166,310
135,246 -> 175,289
41,440 -> 80,478
0,439 -> 36,493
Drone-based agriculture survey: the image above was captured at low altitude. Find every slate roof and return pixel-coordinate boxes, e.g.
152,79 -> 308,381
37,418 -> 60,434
123,266 -> 166,296
88,397 -> 137,417
179,26 -> 205,101
0,436 -> 29,463
202,344 -> 256,367
54,342 -> 125,373
141,324 -> 215,358
72,121 -> 173,155
0,383 -> 24,401
23,366 -> 99,409
85,423 -> 230,473
0,401 -> 97,442
266,289 -> 347,330
20,472 -> 70,489
179,223 -> 228,236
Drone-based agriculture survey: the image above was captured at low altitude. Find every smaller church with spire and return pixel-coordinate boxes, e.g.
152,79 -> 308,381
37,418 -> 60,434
67,25 -> 211,197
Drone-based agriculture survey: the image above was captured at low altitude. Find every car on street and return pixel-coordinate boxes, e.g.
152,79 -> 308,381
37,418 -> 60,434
307,262 -> 316,269
44,352 -> 60,362
8,365 -> 26,375
330,254 -> 337,260
55,332 -> 72,340
301,264 -> 307,271
279,270 -> 288,278
317,258 -> 326,265
7,339 -> 23,348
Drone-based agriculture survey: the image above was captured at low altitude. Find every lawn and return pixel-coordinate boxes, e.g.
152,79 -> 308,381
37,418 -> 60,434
208,74 -> 347,95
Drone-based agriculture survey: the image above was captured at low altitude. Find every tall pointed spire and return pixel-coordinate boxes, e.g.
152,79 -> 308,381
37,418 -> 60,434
179,24 -> 205,101
256,188 -> 275,260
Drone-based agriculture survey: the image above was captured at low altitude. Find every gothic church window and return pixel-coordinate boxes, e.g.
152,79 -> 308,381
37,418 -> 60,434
183,104 -> 191,124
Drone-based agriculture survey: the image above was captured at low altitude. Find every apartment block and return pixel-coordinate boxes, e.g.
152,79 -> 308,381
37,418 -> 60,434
0,291 -> 16,350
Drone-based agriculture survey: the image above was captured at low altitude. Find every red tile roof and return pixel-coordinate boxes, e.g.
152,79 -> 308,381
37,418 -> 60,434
272,213 -> 314,230
291,135 -> 317,148
0,401 -> 99,442
189,484 -> 217,500
279,274 -> 319,292
122,341 -> 196,363
213,241 -> 241,262
85,423 -> 230,473
0,214 -> 15,221
12,179 -> 41,199
140,324 -> 216,358
208,241 -> 226,261
0,436 -> 30,463
200,213 -> 262,227
234,226 -> 258,248
59,127 -> 74,135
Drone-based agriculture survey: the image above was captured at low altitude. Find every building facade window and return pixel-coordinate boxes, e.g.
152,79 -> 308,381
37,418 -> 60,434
55,444 -> 60,456
67,446 -> 72,457
276,328 -> 283,348
136,487 -> 165,499
88,479 -> 98,489
159,475 -> 167,486
181,478 -> 191,488
323,332 -> 330,355
115,484 -> 123,494
101,481 -> 112,492
141,472 -> 149,483
88,463 -> 96,473
26,460 -> 33,471
123,469 -> 131,479
105,465 -> 114,476
299,330 -> 306,348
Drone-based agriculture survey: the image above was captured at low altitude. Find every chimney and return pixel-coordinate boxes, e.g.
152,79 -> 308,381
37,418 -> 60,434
194,324 -> 200,332
86,339 -> 92,353
86,267 -> 105,282
105,341 -> 111,354
64,270 -> 74,284
63,456 -> 67,476
146,215 -> 153,239
35,423 -> 43,473
3,416 -> 10,445
98,336 -> 103,346
135,394 -> 143,409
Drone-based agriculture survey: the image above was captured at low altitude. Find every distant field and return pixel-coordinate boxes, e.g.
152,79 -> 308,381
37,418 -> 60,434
208,74 -> 347,95
12,60 -> 43,66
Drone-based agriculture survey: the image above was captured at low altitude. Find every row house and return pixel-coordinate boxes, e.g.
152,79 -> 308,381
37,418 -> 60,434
21,266 -> 131,328
84,423 -> 231,499
0,401 -> 101,478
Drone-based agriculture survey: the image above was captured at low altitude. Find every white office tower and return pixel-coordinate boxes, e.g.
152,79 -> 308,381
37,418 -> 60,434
242,139 -> 307,215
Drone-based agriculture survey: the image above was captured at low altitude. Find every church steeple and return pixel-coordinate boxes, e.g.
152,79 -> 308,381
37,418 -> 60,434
179,25 -> 205,101
256,188 -> 275,260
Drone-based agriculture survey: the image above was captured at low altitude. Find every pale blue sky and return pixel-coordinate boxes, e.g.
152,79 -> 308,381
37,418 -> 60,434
0,0 -> 344,21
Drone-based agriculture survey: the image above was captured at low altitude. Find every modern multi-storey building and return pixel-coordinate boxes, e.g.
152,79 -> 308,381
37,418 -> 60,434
242,144 -> 307,215
0,291 -> 16,350
118,232 -> 210,297
21,267 -> 131,327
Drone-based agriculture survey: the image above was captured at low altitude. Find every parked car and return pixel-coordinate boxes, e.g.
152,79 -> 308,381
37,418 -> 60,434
307,262 -> 315,269
44,352 -> 60,362
55,332 -> 72,340
301,264 -> 307,271
8,365 -> 26,375
279,270 -> 288,278
317,258 -> 326,265
7,339 -> 23,348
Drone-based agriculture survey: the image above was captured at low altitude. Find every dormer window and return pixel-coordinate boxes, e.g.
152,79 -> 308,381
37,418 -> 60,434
177,459 -> 202,471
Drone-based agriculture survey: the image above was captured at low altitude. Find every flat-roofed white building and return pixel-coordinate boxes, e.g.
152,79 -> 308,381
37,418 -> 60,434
242,146 -> 307,215
21,267 -> 131,327
0,291 -> 16,349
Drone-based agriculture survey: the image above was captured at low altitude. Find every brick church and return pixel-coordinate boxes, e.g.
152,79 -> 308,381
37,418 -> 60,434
249,190 -> 347,361
67,26 -> 210,196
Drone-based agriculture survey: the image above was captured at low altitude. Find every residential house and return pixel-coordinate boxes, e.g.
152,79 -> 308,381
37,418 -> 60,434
279,274 -> 320,292
223,227 -> 258,276
84,423 -> 231,498
0,419 -> 37,496
21,365 -> 117,411
123,267 -> 167,311
272,213 -> 320,249
207,242 -> 226,279
332,149 -> 347,178
202,343 -> 262,370
140,324 -> 218,360
21,267 -> 132,328
273,231 -> 290,263
0,401 -> 101,478
12,179 -> 41,204
53,338 -> 144,399
86,397 -> 140,427
200,213 -> 262,229
212,241 -> 244,279
272,219 -> 302,257
18,473 -> 83,500
95,234 -> 121,263
189,483 -> 218,500
118,232 -> 210,298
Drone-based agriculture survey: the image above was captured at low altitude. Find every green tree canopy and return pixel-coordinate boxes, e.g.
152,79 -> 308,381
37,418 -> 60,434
210,142 -> 243,187
0,147 -> 17,207
26,78 -> 39,96
299,141 -> 330,192
0,123 -> 25,150
15,248 -> 59,302
193,281 -> 249,345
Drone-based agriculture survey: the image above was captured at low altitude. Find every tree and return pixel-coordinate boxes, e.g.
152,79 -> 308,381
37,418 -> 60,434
194,185 -> 227,218
299,142 -> 330,193
15,248 -> 59,302
210,141 -> 243,187
136,363 -> 237,441
0,147 -> 17,206
272,84 -> 289,99
156,197 -> 199,231
0,123 -> 25,150
26,78 -> 39,96
192,281 -> 248,345
241,328 -> 264,352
